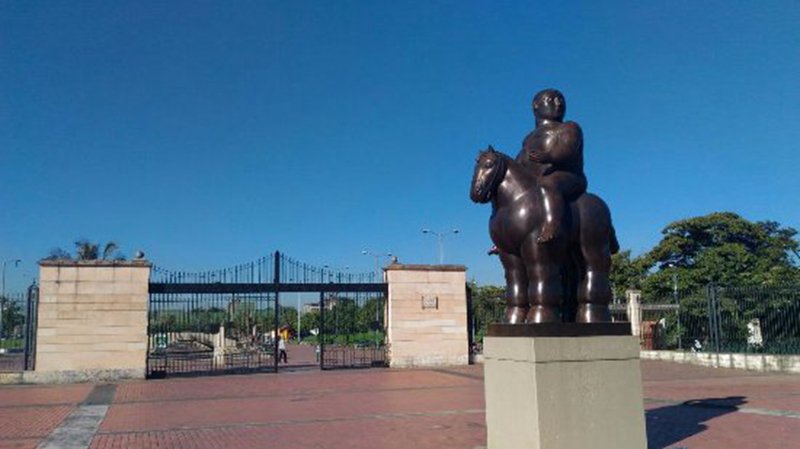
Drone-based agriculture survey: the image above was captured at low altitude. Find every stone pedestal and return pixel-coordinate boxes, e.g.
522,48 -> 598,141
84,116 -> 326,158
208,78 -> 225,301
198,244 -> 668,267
483,324 -> 647,449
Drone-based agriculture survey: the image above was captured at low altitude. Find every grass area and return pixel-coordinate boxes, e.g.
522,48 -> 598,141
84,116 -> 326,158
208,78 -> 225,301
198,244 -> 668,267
0,338 -> 24,350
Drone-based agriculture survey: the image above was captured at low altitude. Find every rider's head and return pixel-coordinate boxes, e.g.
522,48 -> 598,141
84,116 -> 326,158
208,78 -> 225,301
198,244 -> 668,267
532,89 -> 565,121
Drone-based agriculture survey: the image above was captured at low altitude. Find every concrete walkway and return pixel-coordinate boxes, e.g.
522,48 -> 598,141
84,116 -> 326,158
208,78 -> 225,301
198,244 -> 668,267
0,360 -> 798,449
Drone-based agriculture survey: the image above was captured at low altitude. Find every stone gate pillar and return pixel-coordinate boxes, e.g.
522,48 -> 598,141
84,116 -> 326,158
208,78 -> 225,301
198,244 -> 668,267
385,264 -> 468,367
35,260 -> 151,382
626,289 -> 642,338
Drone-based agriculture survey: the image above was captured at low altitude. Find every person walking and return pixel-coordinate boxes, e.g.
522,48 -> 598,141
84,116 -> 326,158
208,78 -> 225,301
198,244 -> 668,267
278,336 -> 288,363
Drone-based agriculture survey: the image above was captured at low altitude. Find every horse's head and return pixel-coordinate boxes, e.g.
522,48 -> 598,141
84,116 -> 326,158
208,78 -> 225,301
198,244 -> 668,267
470,146 -> 507,204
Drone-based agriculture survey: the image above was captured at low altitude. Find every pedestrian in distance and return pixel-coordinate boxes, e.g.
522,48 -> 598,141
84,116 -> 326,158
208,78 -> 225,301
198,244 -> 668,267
278,336 -> 288,363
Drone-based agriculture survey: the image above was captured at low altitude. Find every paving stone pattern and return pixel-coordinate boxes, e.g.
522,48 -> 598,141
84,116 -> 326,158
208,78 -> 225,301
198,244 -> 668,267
0,360 -> 798,448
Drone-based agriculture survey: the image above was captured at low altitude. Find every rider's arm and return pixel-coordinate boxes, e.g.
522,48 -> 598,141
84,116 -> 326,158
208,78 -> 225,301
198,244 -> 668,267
544,122 -> 582,165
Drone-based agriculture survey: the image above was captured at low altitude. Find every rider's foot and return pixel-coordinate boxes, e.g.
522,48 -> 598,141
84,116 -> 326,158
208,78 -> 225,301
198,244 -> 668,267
487,245 -> 499,255
537,222 -> 558,243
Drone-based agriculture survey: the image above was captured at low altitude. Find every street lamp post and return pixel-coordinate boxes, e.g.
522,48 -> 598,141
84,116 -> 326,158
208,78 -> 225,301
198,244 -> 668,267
290,277 -> 301,342
1,259 -> 21,340
421,228 -> 459,264
362,250 -> 391,348
668,263 -> 682,350
361,250 -> 392,281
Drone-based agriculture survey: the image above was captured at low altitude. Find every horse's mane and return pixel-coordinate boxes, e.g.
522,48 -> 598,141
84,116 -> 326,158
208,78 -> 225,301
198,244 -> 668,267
479,148 -> 536,187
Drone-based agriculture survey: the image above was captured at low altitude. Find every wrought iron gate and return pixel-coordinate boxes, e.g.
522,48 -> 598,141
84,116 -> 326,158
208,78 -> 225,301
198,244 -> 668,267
0,282 -> 38,372
147,252 -> 387,378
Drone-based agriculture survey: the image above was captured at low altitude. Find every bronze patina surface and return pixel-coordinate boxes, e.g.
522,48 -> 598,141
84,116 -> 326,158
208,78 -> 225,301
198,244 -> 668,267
470,89 -> 619,324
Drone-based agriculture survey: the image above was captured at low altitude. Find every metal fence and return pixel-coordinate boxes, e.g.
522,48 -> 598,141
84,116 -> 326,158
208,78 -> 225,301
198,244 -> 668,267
629,284 -> 800,355
0,284 -> 38,372
149,251 -> 388,377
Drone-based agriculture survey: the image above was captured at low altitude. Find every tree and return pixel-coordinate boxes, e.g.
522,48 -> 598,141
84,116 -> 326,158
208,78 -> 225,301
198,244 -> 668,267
0,298 -> 25,338
44,240 -> 125,261
75,240 -> 123,261
300,310 -> 320,337
44,248 -> 71,260
356,297 -> 384,332
468,283 -> 505,343
278,306 -> 298,332
609,250 -> 648,299
640,212 -> 799,298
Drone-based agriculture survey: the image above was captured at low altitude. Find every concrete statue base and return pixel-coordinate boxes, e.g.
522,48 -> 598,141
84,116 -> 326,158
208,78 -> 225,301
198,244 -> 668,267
483,323 -> 647,449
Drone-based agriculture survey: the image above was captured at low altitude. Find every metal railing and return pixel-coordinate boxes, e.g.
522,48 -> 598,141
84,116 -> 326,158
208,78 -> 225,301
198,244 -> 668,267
631,284 -> 800,355
469,284 -> 800,357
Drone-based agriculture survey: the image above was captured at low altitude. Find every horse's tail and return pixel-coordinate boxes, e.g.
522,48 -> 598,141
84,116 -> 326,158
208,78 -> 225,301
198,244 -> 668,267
609,224 -> 620,255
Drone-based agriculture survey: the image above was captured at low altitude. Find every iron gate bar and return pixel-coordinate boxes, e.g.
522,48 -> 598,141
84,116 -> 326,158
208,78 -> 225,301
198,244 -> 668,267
149,283 -> 389,294
273,252 -> 280,373
319,291 -> 325,370
24,283 -> 38,370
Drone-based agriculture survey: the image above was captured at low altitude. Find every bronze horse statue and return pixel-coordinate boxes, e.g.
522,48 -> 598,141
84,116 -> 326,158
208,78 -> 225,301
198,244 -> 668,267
470,146 -> 619,323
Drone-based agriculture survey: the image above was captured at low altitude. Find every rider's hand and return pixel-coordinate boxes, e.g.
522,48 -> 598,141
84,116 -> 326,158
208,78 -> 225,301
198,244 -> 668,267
529,151 -> 550,163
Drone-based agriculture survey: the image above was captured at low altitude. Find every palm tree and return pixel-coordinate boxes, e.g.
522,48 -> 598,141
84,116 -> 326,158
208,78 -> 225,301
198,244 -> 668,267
101,242 -> 118,260
45,240 -> 124,261
74,240 -> 120,261
74,240 -> 99,260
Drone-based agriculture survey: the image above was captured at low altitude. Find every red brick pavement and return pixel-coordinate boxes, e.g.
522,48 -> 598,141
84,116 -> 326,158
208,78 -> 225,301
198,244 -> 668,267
1,361 -> 799,449
0,384 -> 92,449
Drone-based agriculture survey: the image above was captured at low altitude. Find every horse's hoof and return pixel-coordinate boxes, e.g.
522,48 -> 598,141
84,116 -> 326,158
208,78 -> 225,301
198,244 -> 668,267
505,306 -> 529,324
576,304 -> 612,323
525,306 -> 561,323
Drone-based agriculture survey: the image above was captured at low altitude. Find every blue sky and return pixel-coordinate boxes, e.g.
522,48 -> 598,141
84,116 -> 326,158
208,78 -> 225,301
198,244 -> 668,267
2,1 -> 799,292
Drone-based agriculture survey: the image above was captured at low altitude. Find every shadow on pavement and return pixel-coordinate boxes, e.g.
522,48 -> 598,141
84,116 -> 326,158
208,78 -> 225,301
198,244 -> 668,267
646,396 -> 746,449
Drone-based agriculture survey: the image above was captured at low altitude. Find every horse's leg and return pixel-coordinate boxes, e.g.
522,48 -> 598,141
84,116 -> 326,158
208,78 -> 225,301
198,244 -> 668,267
576,205 -> 614,323
499,251 -> 529,324
521,235 -> 566,323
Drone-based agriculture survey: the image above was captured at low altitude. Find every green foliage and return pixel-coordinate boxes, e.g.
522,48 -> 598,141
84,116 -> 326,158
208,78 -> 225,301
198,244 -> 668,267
300,310 -> 320,337
44,239 -> 126,261
278,306 -> 298,331
609,250 -> 648,298
0,338 -> 23,350
44,248 -> 71,260
357,297 -> 384,332
0,298 -> 25,338
149,307 -> 227,334
603,212 -> 800,354
638,212 -> 799,298
468,282 -> 505,343
304,331 -> 385,346
296,296 -> 385,344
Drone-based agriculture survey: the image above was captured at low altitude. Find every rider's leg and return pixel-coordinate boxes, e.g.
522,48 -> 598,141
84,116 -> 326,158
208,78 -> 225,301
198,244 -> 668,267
499,251 -> 529,324
537,173 -> 586,243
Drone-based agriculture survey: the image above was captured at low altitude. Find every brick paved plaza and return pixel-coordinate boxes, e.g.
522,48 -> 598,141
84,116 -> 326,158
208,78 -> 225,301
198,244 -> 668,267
1,359 -> 798,449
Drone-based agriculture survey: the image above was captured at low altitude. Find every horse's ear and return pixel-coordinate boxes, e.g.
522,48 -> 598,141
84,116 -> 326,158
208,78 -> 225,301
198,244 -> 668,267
487,145 -> 495,153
